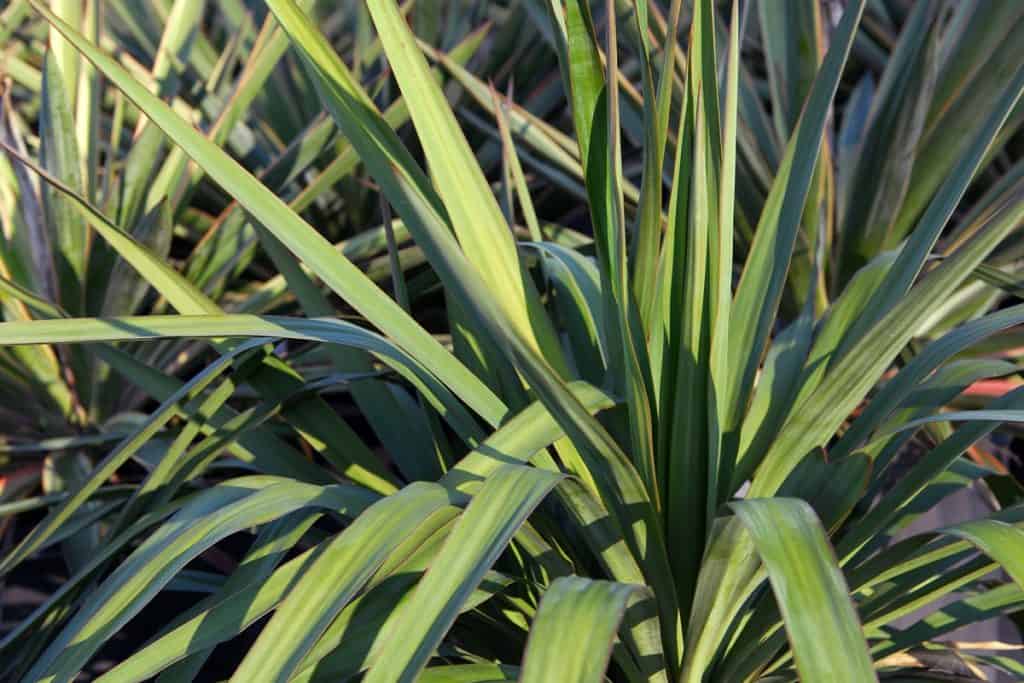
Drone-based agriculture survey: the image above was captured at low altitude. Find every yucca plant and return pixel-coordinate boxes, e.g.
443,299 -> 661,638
1,0 -> 1024,681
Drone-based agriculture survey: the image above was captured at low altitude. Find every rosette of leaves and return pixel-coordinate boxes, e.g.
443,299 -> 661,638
1,1 -> 1024,682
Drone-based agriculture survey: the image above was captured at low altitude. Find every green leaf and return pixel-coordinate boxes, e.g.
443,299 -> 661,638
561,0 -> 604,172
364,0 -> 538,346
92,542 -> 326,682
0,339 -> 266,577
724,0 -> 865,455
47,0 -> 81,105
872,584 -> 1024,659
832,302 -> 1024,459
944,519 -> 1024,589
730,498 -> 877,683
443,381 -> 613,491
364,465 -> 563,683
528,243 -> 607,384
689,201 -> 1024,679
265,0 -> 573,389
289,555 -> 513,682
229,482 -> 455,682
0,497 -> 192,676
39,51 -> 87,311
0,314 -> 483,445
30,0 -> 506,426
733,306 -> 813,486
145,510 -> 323,679
100,201 -> 173,316
836,384 -> 1024,563
754,181 -> 1024,498
837,0 -> 939,277
710,0 -> 740,504
630,0 -> 681,330
25,477 -> 374,683
588,0 -> 658,514
838,60 -> 1024,356
758,0 -> 822,139
520,576 -> 644,683
419,664 -> 518,683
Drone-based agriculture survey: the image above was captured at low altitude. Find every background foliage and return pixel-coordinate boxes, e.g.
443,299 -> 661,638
1,0 -> 1024,680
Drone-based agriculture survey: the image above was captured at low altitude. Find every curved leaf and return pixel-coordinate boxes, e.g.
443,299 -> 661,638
730,498 -> 876,683
229,482 -> 455,682
364,465 -> 563,683
520,576 -> 644,683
